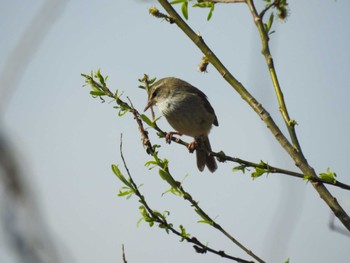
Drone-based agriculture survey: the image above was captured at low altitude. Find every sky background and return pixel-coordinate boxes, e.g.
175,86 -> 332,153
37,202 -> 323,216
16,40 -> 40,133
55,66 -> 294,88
1,0 -> 350,262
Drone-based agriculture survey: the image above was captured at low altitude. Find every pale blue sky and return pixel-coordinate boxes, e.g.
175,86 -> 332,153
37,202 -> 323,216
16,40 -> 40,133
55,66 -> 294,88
1,1 -> 350,262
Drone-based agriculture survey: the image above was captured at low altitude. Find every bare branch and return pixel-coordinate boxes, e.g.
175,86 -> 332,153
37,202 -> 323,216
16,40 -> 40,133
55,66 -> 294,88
122,244 -> 127,263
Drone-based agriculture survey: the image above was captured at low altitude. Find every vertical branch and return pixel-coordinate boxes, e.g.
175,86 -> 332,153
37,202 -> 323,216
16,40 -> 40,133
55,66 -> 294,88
245,0 -> 303,155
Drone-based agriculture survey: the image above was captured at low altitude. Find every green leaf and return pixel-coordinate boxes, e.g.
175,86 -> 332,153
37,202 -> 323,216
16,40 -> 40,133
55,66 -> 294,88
145,151 -> 163,168
181,1 -> 188,20
117,187 -> 135,199
95,69 -> 107,87
117,189 -> 133,197
170,0 -> 186,5
193,2 -> 212,8
144,160 -> 159,169
139,206 -> 154,227
251,167 -> 267,179
159,169 -> 179,189
195,209 -> 213,225
148,77 -> 157,85
207,4 -> 214,21
152,210 -> 163,219
118,107 -> 129,117
232,164 -> 247,174
138,85 -> 146,90
179,225 -> 190,241
162,187 -> 183,197
319,168 -> 337,184
156,153 -> 168,168
193,2 -> 215,21
136,217 -> 143,227
303,174 -> 312,181
267,12 -> 274,32
152,210 -> 172,233
140,114 -> 155,128
82,72 -> 102,91
251,161 -> 270,179
112,164 -> 132,188
90,90 -> 106,96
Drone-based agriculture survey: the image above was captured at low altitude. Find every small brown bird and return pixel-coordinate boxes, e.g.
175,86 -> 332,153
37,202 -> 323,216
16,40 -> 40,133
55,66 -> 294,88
144,77 -> 218,172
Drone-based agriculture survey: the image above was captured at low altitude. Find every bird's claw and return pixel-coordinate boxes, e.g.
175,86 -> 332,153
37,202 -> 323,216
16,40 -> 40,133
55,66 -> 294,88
187,141 -> 198,153
165,132 -> 182,144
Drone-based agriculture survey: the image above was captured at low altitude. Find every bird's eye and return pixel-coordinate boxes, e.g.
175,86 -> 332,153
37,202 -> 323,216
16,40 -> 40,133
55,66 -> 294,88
151,88 -> 159,99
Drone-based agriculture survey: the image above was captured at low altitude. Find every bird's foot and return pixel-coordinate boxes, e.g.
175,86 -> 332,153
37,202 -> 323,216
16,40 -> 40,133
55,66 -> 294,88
187,141 -> 198,153
165,131 -> 182,144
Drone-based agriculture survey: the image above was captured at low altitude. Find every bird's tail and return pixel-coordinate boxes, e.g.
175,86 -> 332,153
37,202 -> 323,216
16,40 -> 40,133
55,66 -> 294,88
195,135 -> 217,173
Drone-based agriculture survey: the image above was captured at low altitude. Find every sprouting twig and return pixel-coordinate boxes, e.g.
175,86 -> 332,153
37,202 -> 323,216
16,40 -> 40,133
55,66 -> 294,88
119,134 -> 254,262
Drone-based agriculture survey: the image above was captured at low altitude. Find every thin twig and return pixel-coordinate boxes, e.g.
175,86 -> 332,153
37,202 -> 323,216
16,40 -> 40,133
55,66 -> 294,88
152,120 -> 350,190
210,152 -> 350,190
259,2 -> 275,18
127,97 -> 154,154
177,181 -> 265,263
122,244 -> 127,263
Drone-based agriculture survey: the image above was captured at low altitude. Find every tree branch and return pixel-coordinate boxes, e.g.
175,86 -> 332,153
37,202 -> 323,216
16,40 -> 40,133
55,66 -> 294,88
245,0 -> 302,155
82,71 -> 350,190
156,0 -> 350,231
119,134 -> 255,263
125,98 -> 264,262
82,68 -> 350,262
149,116 -> 350,190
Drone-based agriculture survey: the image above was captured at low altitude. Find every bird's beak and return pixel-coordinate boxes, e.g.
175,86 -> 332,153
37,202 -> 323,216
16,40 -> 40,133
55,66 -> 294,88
144,100 -> 154,112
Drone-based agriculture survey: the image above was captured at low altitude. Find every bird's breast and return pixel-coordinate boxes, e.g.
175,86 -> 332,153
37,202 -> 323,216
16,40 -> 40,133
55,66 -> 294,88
156,94 -> 215,137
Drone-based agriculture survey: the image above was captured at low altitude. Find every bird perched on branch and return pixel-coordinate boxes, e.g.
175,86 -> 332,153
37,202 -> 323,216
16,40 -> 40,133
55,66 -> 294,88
144,77 -> 218,172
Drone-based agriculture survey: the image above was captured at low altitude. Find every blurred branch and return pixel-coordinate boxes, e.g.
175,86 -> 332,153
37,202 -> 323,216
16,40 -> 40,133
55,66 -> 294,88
0,0 -> 69,113
0,131 -> 62,263
329,212 -> 350,237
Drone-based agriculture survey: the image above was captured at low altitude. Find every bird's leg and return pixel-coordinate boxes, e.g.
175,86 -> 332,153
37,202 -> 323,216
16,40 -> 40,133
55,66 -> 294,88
187,141 -> 198,153
165,131 -> 182,144
189,136 -> 205,153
